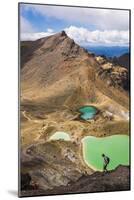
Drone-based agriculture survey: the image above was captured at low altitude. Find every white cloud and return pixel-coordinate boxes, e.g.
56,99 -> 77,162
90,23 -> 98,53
20,15 -> 54,40
20,32 -> 55,41
22,4 -> 129,31
20,14 -> 55,40
65,26 -> 129,46
21,25 -> 129,46
47,28 -> 54,33
20,16 -> 35,33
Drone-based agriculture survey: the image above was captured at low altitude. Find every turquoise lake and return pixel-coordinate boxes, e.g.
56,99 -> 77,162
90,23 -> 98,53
79,106 -> 98,120
82,135 -> 129,171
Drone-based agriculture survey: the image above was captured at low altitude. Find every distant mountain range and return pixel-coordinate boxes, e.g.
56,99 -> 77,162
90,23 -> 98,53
84,46 -> 129,57
110,53 -> 130,71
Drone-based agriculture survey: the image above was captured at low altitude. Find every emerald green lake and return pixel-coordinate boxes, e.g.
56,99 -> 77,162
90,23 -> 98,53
79,106 -> 97,120
49,131 -> 71,141
82,135 -> 129,171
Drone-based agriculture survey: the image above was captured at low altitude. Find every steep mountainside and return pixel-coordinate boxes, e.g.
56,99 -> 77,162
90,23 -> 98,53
20,165 -> 130,197
95,55 -> 129,91
20,31 -> 129,147
21,31 -> 129,112
20,140 -> 93,192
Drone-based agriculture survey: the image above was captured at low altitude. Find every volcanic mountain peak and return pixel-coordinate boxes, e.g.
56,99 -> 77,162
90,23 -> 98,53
37,30 -> 88,59
21,30 -> 88,69
21,31 -> 129,112
43,30 -> 67,41
40,30 -> 68,41
35,30 -> 73,50
21,30 -> 97,85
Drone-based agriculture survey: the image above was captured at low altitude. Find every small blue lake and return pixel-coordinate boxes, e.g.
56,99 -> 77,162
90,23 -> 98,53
79,106 -> 98,120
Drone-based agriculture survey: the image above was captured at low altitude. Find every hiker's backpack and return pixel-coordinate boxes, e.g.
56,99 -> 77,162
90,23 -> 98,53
106,156 -> 110,163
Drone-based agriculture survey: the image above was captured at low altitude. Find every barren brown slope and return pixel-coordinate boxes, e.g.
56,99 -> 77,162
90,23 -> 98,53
21,31 -> 99,93
20,140 -> 93,191
20,165 -> 130,197
21,31 -> 129,110
20,31 -> 129,147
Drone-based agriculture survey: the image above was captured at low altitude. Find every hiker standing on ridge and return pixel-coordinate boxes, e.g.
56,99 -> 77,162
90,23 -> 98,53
102,154 -> 110,172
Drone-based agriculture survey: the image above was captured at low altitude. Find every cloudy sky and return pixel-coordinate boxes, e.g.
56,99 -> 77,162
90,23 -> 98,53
20,3 -> 130,46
